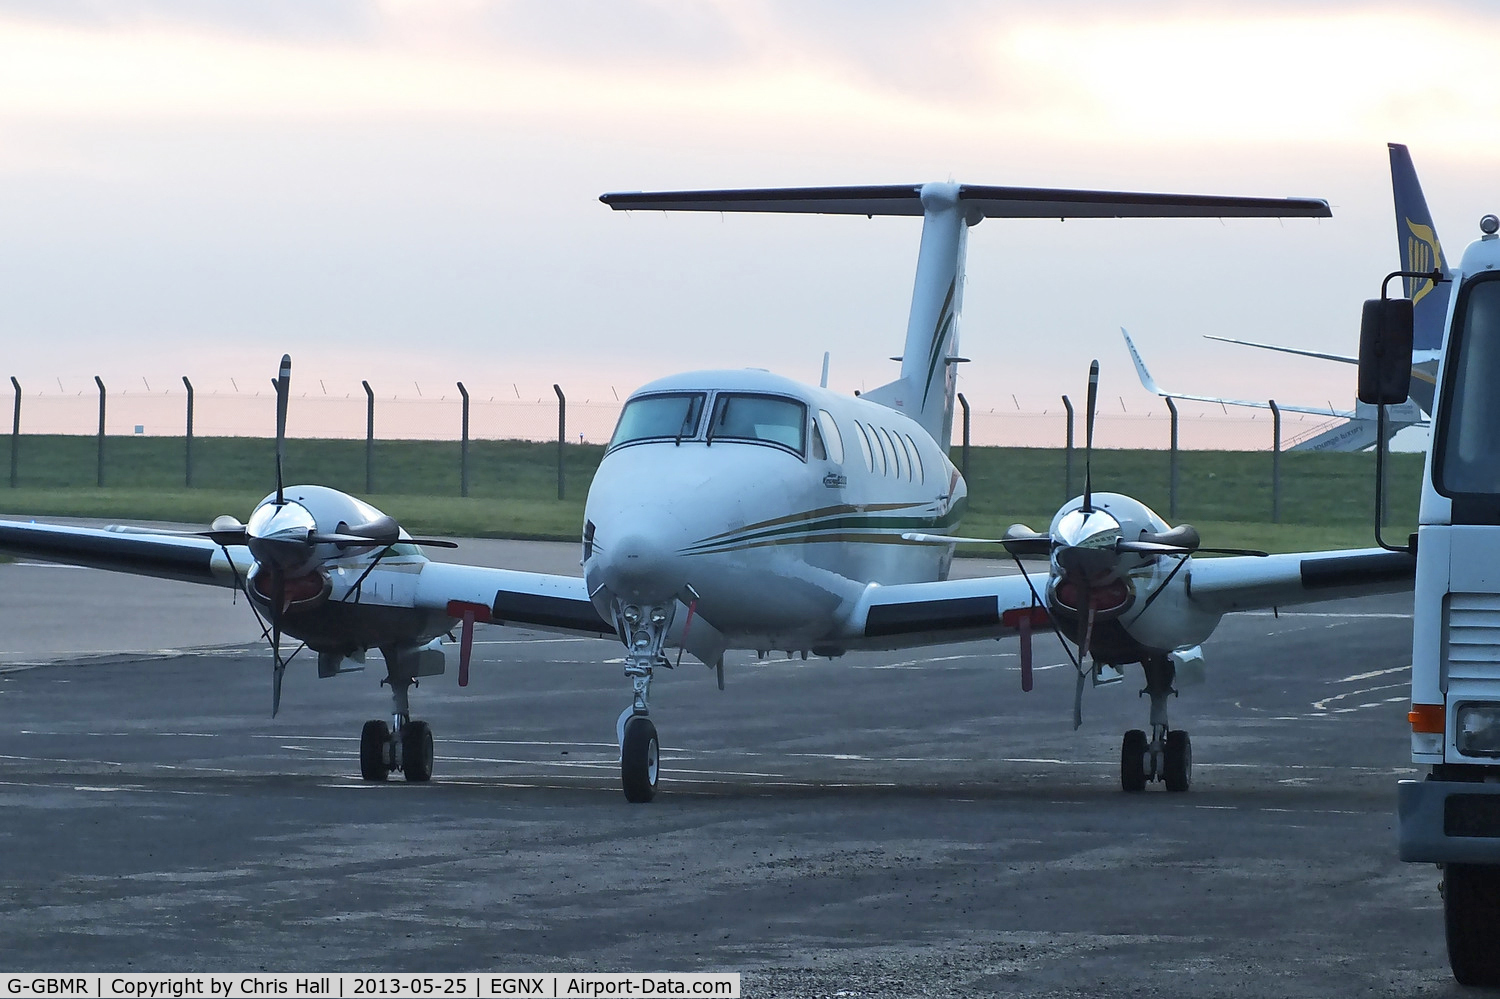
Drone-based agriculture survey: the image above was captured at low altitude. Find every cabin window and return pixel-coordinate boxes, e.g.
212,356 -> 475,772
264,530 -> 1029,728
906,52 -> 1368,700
882,428 -> 904,480
854,421 -> 874,472
609,392 -> 706,449
816,410 -> 844,464
707,393 -> 807,454
871,425 -> 889,475
893,432 -> 916,482
904,434 -> 924,483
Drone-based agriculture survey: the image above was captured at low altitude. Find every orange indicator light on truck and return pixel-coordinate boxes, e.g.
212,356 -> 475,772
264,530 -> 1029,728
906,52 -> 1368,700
1409,703 -> 1445,734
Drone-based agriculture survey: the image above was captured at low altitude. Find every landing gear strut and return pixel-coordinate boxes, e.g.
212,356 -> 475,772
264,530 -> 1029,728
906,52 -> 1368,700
1120,656 -> 1191,792
616,602 -> 673,802
358,648 -> 434,783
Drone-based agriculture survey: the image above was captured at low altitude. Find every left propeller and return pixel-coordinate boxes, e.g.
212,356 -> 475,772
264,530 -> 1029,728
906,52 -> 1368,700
141,355 -> 459,716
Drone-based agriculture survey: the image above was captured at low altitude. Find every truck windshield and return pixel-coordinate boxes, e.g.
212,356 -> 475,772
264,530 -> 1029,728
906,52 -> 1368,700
1438,276 -> 1500,496
609,393 -> 706,449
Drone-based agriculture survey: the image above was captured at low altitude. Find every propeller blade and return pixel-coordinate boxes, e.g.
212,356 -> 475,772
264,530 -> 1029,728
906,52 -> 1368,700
1196,546 -> 1270,557
408,538 -> 460,549
901,532 -> 1006,545
274,354 -> 291,507
1082,359 -> 1098,513
306,531 -> 460,549
1115,540 -> 1195,556
199,528 -> 250,546
270,569 -> 286,718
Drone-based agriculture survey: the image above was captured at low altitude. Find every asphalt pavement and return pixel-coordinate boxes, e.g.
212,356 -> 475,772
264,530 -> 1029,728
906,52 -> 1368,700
0,541 -> 1460,997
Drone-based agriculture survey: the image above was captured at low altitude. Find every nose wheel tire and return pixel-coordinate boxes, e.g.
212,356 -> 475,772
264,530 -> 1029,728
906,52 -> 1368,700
1163,729 -> 1192,792
401,720 -> 434,783
360,719 -> 391,781
1120,729 -> 1148,792
621,715 -> 660,803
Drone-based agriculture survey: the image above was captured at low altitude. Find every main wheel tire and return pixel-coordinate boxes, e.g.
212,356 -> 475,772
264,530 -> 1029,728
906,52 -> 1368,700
1445,863 -> 1500,986
1163,729 -> 1192,793
360,720 -> 390,781
621,715 -> 660,803
1120,729 -> 1148,792
401,720 -> 434,783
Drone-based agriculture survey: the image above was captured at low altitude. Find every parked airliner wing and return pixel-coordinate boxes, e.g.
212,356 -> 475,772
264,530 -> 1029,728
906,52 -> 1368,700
1185,548 -> 1415,617
1122,328 -> 1351,417
1202,334 -> 1356,365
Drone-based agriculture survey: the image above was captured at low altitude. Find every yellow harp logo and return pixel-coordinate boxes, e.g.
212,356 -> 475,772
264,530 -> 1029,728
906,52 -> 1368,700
1405,218 -> 1444,305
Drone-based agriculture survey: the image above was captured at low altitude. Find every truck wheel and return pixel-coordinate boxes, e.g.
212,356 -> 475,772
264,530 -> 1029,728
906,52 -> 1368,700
1445,863 -> 1500,986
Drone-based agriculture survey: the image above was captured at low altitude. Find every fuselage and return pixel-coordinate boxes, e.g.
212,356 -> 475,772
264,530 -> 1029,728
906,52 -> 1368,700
582,369 -> 966,653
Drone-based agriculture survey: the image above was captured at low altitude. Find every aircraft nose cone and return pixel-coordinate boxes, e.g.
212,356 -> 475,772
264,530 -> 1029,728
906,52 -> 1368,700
1052,508 -> 1123,583
597,529 -> 686,606
247,502 -> 318,573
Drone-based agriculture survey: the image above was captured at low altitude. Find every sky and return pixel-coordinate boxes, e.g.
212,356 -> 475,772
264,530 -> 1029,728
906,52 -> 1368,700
2,0 -> 1499,431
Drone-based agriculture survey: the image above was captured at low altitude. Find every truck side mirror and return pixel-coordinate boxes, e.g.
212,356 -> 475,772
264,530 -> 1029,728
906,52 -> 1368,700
1358,298 -> 1414,405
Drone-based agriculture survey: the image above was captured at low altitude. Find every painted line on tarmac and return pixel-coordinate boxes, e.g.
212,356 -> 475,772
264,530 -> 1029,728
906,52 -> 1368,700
1239,611 -> 1412,619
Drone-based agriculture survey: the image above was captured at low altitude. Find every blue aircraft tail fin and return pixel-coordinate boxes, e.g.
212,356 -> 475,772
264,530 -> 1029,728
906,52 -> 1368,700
1389,143 -> 1447,353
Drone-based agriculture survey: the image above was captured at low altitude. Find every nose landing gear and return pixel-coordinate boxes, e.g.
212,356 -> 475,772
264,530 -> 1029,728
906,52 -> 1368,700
1120,655 -> 1191,792
615,602 -> 674,802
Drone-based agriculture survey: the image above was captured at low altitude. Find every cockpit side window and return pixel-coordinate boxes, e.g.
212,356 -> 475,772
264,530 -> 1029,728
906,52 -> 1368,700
608,393 -> 707,450
816,410 -> 844,464
810,422 -> 828,460
707,394 -> 807,455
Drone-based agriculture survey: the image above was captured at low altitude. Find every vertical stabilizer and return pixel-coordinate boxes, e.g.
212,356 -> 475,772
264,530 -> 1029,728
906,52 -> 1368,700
1389,143 -> 1447,414
1390,143 -> 1447,353
861,183 -> 970,447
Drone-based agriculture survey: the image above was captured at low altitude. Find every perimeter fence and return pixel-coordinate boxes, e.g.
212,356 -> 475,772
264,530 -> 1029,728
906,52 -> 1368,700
0,375 -> 1422,528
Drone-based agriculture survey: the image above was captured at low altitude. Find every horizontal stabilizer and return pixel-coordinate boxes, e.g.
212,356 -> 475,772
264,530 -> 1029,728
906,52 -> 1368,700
601,184 -> 1330,220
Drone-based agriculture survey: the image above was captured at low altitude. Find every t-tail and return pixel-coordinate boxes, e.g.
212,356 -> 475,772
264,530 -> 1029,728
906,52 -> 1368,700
600,181 -> 1329,448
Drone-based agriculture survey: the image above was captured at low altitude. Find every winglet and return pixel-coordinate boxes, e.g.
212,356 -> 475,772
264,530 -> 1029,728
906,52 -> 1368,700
1121,328 -> 1165,397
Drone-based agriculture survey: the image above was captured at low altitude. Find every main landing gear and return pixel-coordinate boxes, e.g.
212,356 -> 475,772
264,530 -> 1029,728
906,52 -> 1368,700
358,648 -> 435,783
1120,655 -> 1191,793
616,602 -> 672,803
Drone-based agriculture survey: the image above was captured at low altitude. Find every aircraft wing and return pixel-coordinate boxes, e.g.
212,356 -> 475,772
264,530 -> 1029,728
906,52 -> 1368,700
0,519 -> 617,639
1201,334 -> 1356,365
0,519 -> 247,585
845,572 -> 1043,650
1122,328 -> 1351,417
1184,548 -> 1415,617
411,561 -> 614,637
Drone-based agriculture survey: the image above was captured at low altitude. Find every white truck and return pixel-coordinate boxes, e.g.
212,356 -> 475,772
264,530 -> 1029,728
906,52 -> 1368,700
1364,212 -> 1500,987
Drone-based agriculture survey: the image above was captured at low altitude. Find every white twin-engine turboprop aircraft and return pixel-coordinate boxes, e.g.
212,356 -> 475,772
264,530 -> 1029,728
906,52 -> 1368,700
0,181 -> 1413,801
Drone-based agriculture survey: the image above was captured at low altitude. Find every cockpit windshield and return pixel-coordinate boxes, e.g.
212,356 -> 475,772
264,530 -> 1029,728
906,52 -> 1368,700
609,393 -> 706,449
707,394 -> 807,454
1437,276 -> 1500,496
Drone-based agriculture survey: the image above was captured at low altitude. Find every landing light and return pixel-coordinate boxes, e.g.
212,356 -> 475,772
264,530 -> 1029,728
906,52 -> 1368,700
650,607 -> 669,625
622,605 -> 642,625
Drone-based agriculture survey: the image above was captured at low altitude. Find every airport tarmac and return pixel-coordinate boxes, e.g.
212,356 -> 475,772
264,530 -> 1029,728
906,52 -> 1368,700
0,540 -> 1460,996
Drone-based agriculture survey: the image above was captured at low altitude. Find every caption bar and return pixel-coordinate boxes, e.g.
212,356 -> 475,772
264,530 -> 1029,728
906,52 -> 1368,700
3,978 -> 739,999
